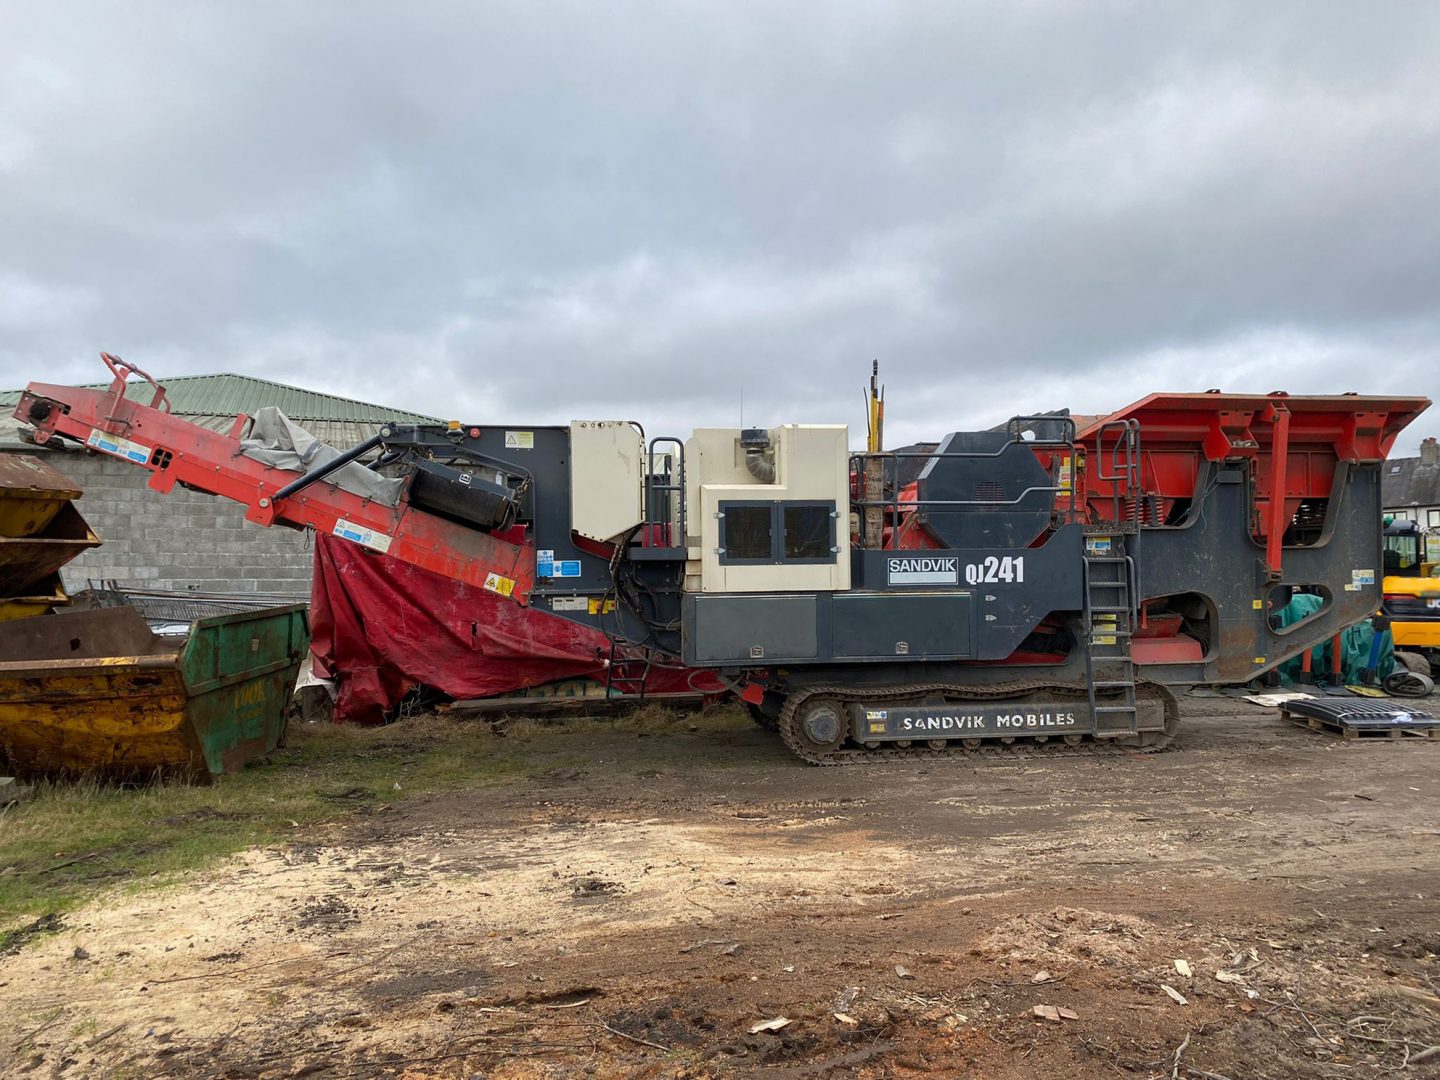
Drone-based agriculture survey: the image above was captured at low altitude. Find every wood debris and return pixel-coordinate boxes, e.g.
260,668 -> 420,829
894,964 -> 914,979
1173,958 -> 1192,977
1031,1004 -> 1077,1021
679,938 -> 735,953
1395,986 -> 1440,1012
1160,983 -> 1189,1005
750,1016 -> 792,1034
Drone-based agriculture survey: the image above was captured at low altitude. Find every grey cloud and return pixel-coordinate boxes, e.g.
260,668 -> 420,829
1,1 -> 1437,453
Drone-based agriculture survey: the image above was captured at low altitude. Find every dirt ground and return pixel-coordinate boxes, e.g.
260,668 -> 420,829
2,697 -> 1438,1079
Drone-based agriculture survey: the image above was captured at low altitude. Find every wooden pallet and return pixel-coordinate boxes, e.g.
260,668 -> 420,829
1283,709 -> 1440,740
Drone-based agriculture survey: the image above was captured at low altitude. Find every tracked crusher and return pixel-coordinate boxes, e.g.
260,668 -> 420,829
13,353 -> 1429,764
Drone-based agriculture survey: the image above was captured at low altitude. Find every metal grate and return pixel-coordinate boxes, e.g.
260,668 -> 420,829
80,581 -> 306,625
1284,697 -> 1438,726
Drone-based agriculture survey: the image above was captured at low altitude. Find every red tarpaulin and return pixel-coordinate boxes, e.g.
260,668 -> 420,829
309,533 -> 722,724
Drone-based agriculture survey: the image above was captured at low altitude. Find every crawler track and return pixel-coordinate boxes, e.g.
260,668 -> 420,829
777,680 -> 1180,765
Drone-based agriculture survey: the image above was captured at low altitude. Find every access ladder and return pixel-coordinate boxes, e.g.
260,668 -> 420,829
1084,419 -> 1143,735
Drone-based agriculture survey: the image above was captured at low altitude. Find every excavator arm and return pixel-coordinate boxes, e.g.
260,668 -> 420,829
14,353 -> 538,603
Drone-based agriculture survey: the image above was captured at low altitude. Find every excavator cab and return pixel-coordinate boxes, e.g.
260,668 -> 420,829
1382,517 -> 1440,674
1383,518 -> 1425,577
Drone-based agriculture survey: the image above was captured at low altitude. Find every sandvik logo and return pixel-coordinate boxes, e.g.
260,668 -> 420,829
887,556 -> 958,585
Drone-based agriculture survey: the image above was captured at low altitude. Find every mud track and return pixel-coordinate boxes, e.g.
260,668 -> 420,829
2,698 -> 1438,1078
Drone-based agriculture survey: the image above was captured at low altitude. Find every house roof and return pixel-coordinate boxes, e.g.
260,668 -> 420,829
1383,449 -> 1440,510
1,372 -> 439,451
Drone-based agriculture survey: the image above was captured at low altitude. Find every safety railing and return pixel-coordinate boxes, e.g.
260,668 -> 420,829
1089,419 -> 1143,617
641,436 -> 687,549
849,415 -> 1079,551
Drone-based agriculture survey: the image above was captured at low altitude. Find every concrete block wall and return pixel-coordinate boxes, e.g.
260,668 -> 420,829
10,449 -> 313,596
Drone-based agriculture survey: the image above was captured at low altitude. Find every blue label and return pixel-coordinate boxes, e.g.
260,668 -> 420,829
96,437 -> 147,464
537,549 -> 555,576
553,560 -> 582,578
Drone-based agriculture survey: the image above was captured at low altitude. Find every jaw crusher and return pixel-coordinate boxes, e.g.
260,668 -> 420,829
14,353 -> 1429,764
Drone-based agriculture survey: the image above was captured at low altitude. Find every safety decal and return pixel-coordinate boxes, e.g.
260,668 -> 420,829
1352,568 -> 1376,585
483,572 -> 516,597
537,550 -> 581,578
332,518 -> 392,553
85,428 -> 150,465
504,431 -> 534,450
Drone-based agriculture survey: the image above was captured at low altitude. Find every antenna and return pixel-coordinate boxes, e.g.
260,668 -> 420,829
866,359 -> 884,453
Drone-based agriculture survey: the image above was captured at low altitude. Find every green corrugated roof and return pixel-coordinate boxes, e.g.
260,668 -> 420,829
1,372 -> 437,423
1,371 -> 439,449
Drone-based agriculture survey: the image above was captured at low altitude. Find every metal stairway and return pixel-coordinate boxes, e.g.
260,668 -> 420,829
604,641 -> 654,700
1084,419 -> 1143,736
1083,540 -> 1138,734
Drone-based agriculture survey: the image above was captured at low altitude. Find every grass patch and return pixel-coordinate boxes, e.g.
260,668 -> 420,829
0,703 -> 760,937
0,713 -> 531,934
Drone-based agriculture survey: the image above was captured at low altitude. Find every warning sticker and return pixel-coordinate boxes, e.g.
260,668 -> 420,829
85,428 -> 150,465
1352,568 -> 1376,585
1092,611 -> 1116,646
1085,536 -> 1112,555
332,518 -> 392,553
483,572 -> 516,597
587,598 -> 616,615
536,550 -> 581,578
504,430 -> 534,450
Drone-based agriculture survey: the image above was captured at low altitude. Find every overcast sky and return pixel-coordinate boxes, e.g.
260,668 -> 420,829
2,2 -> 1437,451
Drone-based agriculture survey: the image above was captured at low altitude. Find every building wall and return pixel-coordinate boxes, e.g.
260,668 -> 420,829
9,447 -> 313,595
1386,503 -> 1440,530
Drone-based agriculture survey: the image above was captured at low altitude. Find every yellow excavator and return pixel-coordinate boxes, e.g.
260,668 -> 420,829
1383,518 -> 1440,676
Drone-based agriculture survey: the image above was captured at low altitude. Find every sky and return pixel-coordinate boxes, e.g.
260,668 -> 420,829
2,2 -> 1438,452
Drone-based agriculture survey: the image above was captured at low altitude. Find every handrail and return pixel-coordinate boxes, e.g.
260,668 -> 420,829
100,350 -> 171,422
849,415 -> 1079,550
643,436 -> 686,548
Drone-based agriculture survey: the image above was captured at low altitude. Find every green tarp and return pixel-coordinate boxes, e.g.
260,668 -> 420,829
1274,594 -> 1393,685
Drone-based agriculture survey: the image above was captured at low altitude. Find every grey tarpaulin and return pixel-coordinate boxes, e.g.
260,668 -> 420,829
240,407 -> 403,506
